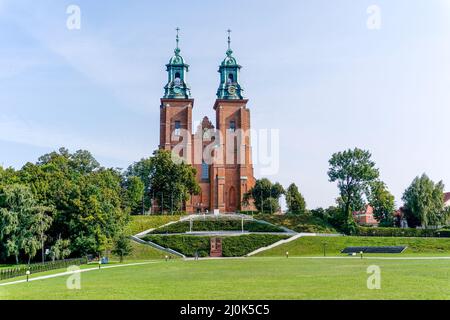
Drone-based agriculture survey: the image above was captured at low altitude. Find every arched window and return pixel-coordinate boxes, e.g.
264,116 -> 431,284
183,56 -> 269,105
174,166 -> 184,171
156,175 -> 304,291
229,120 -> 236,132
201,161 -> 209,180
174,72 -> 181,86
227,73 -> 234,84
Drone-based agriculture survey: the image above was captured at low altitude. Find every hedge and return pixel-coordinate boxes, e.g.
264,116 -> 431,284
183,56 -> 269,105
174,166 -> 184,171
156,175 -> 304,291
144,234 -> 289,257
252,214 -> 337,234
356,227 -> 450,238
149,220 -> 284,234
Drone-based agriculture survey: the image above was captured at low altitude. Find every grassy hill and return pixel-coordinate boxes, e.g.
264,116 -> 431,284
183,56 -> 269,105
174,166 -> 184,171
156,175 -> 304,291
128,215 -> 181,235
149,219 -> 285,234
111,241 -> 178,261
253,214 -> 338,234
255,236 -> 450,256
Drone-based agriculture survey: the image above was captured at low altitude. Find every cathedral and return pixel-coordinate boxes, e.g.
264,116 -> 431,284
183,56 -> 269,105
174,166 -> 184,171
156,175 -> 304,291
158,30 -> 255,214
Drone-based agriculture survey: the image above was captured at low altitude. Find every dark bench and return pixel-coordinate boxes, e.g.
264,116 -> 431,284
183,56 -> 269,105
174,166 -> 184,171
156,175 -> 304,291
341,246 -> 407,254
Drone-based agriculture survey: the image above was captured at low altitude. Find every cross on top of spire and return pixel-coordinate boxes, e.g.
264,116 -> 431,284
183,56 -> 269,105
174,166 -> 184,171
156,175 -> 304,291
174,27 -> 181,55
226,29 -> 233,56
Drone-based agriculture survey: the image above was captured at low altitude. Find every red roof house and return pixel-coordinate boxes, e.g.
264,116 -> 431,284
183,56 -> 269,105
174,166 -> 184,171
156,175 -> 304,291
353,205 -> 378,226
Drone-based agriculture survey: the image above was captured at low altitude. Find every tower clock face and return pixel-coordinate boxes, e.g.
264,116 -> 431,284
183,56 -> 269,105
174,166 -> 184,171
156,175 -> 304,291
173,87 -> 182,95
228,86 -> 236,95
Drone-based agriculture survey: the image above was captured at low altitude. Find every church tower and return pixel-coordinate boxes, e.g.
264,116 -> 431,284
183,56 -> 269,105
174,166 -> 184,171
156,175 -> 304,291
211,30 -> 255,213
158,29 -> 255,214
159,28 -> 194,156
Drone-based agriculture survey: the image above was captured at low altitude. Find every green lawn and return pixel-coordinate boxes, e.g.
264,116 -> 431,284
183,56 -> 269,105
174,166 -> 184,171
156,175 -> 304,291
128,215 -> 181,235
256,236 -> 450,257
116,241 -> 178,260
1,257 -> 449,300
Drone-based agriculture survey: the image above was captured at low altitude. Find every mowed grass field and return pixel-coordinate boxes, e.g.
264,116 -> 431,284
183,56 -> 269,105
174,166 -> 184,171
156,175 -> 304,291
256,236 -> 450,256
1,257 -> 449,300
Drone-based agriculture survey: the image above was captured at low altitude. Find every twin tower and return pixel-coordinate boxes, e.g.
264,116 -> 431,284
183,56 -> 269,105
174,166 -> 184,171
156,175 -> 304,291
158,30 -> 255,214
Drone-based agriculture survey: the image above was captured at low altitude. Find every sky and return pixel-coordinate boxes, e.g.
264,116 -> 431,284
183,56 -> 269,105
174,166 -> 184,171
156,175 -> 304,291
0,0 -> 450,209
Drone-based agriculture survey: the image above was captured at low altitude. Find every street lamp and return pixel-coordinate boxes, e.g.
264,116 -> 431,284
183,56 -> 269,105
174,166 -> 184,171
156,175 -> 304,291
26,270 -> 31,282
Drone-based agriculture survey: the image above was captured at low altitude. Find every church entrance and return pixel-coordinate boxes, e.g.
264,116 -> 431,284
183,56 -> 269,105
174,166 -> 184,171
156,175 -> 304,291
227,186 -> 237,212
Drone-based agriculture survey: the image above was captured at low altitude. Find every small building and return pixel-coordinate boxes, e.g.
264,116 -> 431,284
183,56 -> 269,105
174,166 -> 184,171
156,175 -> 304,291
444,192 -> 450,207
352,205 -> 378,226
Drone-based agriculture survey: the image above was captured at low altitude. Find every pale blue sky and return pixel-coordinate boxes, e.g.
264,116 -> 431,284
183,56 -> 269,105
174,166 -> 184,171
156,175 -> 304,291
1,0 -> 450,208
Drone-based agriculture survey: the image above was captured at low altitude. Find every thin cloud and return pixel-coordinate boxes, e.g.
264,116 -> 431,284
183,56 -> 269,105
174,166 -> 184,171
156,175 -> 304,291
0,115 -> 143,163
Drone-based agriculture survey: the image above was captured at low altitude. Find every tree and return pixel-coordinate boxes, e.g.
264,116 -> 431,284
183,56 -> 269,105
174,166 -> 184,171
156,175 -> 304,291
285,183 -> 306,214
0,185 -> 52,264
402,174 -> 446,228
125,157 -> 153,212
148,150 -> 200,213
33,205 -> 54,263
243,178 -> 285,213
122,176 -> 145,214
49,236 -> 71,261
328,148 -> 379,233
19,148 -> 130,258
367,181 -> 395,227
112,233 -> 132,263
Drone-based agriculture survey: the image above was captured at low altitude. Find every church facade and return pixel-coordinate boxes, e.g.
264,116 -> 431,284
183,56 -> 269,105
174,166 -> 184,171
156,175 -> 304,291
158,31 -> 255,214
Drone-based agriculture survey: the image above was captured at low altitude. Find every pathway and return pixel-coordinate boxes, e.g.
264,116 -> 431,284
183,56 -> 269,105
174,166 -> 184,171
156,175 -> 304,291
0,261 -> 160,287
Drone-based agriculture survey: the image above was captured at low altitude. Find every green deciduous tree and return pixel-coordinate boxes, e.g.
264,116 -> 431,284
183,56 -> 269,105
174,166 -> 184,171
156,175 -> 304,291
122,176 -> 145,215
328,148 -> 379,234
402,174 -> 447,228
125,157 -> 153,212
19,148 -> 130,258
243,178 -> 285,214
368,181 -> 396,226
0,185 -> 52,264
148,150 -> 200,213
285,183 -> 306,215
112,233 -> 133,263
49,236 -> 71,261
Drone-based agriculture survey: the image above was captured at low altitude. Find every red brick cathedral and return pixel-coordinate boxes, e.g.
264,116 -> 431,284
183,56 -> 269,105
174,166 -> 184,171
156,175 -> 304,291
159,30 -> 255,214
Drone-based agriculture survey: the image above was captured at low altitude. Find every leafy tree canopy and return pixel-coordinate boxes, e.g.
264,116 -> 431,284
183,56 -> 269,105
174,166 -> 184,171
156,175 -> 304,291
402,174 -> 447,228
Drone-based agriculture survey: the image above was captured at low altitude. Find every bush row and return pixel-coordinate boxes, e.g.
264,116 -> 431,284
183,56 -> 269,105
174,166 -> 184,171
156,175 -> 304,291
144,234 -> 289,257
149,220 -> 284,234
252,214 -> 338,234
356,227 -> 450,238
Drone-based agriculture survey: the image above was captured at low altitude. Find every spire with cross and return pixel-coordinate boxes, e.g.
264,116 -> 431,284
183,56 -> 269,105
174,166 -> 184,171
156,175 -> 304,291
226,29 -> 233,56
175,27 -> 181,55
164,27 -> 191,99
217,29 -> 243,99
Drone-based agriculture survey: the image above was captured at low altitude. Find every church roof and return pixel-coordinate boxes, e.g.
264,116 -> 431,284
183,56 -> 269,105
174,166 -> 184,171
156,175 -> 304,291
168,48 -> 186,66
444,192 -> 450,203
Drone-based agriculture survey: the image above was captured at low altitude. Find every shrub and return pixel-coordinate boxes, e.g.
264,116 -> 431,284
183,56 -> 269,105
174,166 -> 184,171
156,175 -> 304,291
356,227 -> 450,238
144,234 -> 289,257
149,219 -> 284,234
253,214 -> 337,234
222,234 -> 289,257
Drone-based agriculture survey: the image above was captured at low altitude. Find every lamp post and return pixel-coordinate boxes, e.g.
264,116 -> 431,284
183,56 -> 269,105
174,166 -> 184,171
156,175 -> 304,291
98,259 -> 102,269
360,251 -> 363,260
286,251 -> 289,259
26,270 -> 30,282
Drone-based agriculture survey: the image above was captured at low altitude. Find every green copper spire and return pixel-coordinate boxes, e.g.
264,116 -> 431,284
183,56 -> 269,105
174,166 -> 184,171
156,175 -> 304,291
163,27 -> 191,99
217,29 -> 244,100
